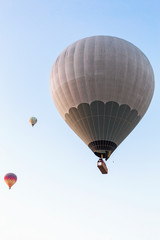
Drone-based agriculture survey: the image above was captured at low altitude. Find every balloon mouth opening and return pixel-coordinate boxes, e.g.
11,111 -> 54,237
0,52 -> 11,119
88,140 -> 117,159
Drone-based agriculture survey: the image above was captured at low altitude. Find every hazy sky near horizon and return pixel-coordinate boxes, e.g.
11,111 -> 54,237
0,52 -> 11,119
0,1 -> 160,240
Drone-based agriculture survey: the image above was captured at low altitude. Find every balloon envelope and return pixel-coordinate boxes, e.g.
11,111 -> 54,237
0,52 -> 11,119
50,36 -> 154,159
4,173 -> 17,189
29,117 -> 37,126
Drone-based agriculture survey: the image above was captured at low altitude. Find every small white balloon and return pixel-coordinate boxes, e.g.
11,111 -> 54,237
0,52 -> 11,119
29,117 -> 37,127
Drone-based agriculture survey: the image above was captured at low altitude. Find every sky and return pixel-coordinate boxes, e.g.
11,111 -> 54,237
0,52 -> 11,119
0,0 -> 159,239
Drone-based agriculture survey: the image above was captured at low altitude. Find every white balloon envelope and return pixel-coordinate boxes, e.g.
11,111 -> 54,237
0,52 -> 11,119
50,36 -> 154,160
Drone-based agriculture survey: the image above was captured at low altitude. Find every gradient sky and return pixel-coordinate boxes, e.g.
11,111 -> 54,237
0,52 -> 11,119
0,1 -> 160,240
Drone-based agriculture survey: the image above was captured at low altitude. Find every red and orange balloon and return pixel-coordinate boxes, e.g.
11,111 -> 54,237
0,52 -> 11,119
4,173 -> 17,189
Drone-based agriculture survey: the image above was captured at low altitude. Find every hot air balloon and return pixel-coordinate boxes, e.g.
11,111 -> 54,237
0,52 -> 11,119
50,36 -> 154,173
4,173 -> 17,189
29,117 -> 37,127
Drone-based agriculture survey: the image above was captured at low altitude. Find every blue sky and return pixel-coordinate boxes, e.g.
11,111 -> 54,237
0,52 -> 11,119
0,1 -> 159,239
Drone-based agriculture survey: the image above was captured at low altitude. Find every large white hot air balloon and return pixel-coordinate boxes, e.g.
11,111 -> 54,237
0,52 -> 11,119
50,36 -> 154,173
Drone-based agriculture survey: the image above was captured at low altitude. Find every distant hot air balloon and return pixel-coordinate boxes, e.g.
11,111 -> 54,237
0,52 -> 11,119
50,36 -> 154,173
29,117 -> 37,127
4,173 -> 17,189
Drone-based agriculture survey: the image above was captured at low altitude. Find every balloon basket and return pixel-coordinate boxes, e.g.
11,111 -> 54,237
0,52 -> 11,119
97,159 -> 108,174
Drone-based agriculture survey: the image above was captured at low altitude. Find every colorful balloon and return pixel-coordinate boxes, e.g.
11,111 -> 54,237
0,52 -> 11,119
50,36 -> 154,164
4,173 -> 17,189
29,117 -> 37,127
